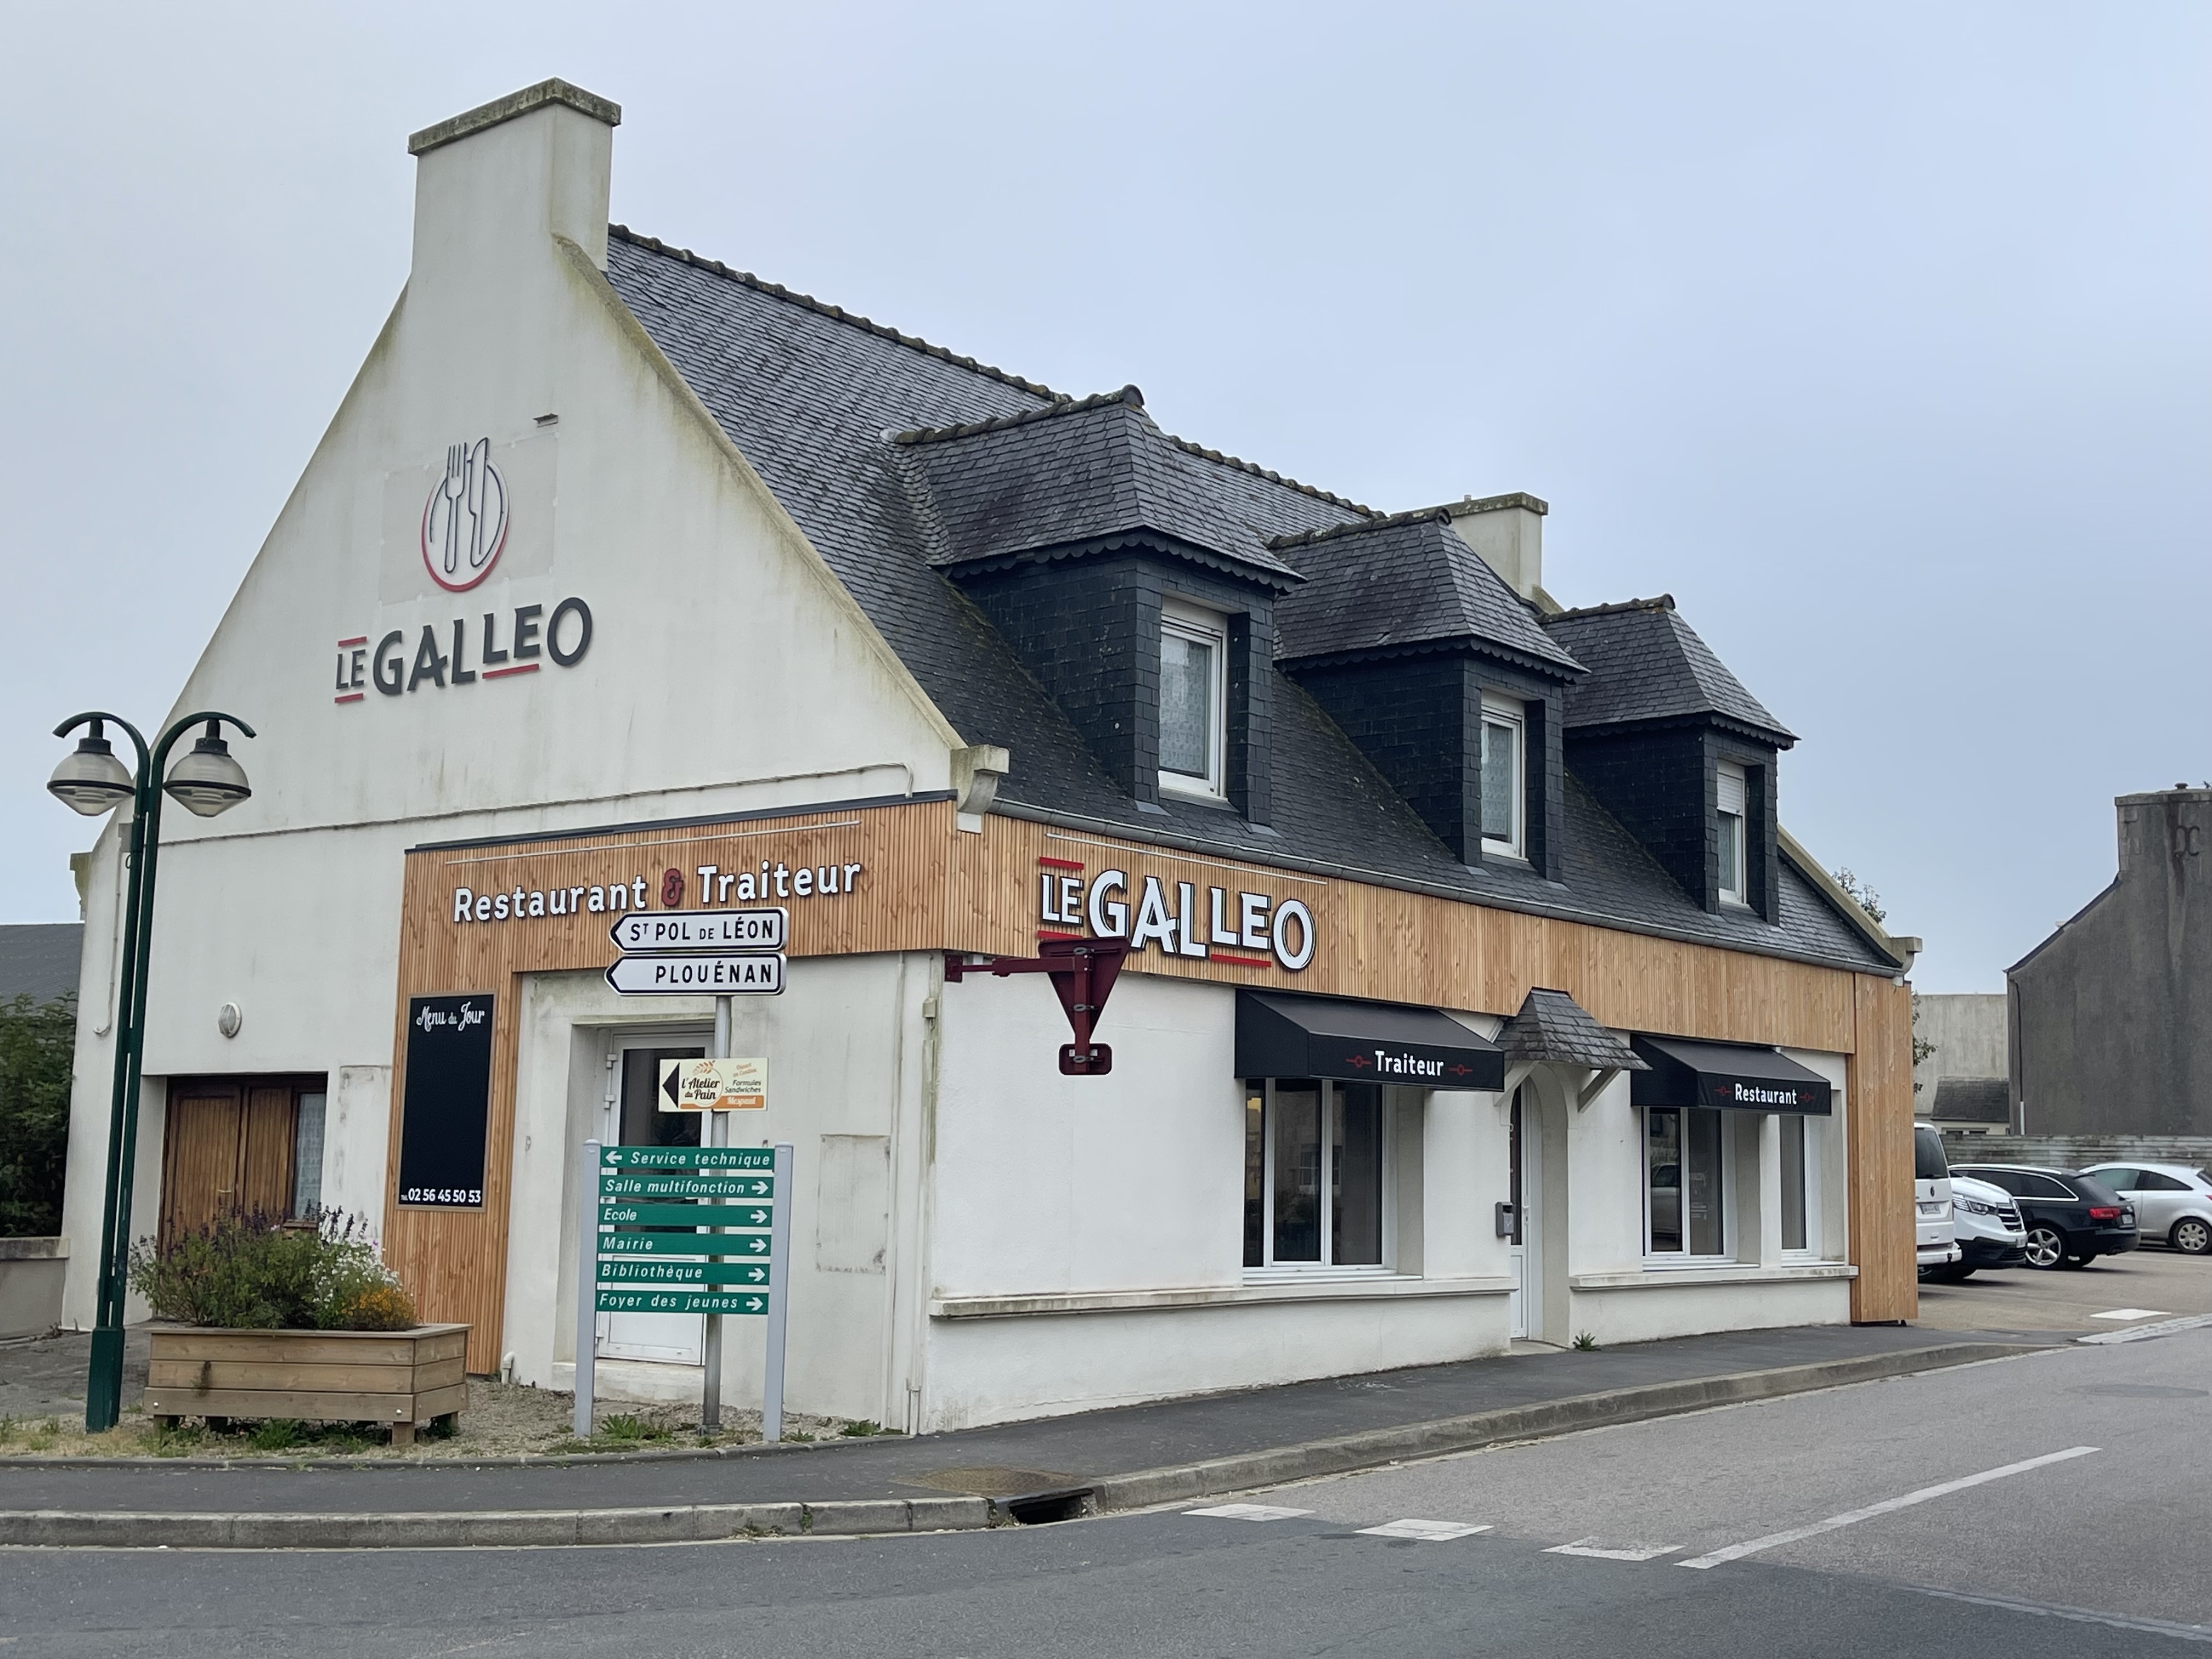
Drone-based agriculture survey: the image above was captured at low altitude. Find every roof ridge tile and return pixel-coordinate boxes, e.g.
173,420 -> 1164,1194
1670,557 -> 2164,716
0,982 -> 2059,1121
1265,504 -> 1447,551
888,385 -> 1138,445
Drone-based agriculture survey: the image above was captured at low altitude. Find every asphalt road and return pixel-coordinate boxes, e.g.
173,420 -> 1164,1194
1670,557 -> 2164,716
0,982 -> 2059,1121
1915,1238 -> 2212,1333
4,1325 -> 2207,1657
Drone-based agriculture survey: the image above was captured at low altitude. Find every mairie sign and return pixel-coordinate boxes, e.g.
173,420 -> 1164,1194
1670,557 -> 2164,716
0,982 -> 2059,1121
598,1230 -> 770,1256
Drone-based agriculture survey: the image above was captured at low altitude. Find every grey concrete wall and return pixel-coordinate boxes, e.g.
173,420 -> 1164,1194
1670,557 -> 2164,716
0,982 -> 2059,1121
2010,788 -> 2212,1136
1912,992 -> 2007,1100
0,1238 -> 66,1338
1938,1133 -> 2212,1172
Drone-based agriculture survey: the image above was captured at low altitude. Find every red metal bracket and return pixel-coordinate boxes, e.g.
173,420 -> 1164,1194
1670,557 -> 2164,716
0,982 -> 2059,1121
943,936 -> 1131,1075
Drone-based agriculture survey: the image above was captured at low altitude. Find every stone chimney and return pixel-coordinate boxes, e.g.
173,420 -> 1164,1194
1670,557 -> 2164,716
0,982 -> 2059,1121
1448,493 -> 1551,609
2115,785 -> 2212,882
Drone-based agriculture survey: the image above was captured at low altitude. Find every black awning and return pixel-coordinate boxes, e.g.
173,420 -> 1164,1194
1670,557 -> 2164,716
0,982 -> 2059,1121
1236,991 -> 1504,1090
1629,1035 -> 1832,1115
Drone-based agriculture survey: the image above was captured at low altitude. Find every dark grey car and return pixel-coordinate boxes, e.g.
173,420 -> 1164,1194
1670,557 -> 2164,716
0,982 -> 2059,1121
1948,1165 -> 2140,1269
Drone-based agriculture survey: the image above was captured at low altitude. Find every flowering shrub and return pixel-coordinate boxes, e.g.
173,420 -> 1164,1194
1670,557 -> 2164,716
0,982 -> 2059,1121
127,1210 -> 418,1331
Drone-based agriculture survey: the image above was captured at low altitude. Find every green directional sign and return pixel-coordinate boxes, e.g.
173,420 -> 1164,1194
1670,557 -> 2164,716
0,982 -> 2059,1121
597,1259 -> 772,1286
600,1173 -> 774,1199
596,1289 -> 769,1316
597,1230 -> 771,1257
602,1146 -> 773,1171
597,1201 -> 771,1229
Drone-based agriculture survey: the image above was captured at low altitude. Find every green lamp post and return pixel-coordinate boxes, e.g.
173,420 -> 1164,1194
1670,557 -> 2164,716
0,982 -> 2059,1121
49,709 -> 255,1432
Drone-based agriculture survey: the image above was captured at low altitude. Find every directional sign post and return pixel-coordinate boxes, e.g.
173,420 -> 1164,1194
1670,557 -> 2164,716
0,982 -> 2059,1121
610,909 -> 787,953
605,953 -> 785,995
573,1141 -> 793,1443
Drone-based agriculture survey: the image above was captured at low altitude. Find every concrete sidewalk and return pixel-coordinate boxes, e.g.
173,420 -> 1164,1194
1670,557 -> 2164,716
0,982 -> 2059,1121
0,1324 -> 2047,1546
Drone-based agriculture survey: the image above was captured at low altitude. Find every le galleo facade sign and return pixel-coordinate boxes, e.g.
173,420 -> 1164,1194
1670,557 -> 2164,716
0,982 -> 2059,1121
1035,853 -> 1318,972
334,435 -> 594,706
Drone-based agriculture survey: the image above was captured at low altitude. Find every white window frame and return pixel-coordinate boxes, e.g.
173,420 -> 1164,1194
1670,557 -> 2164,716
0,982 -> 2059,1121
1479,695 -> 1526,860
1717,760 -> 1749,907
1244,1077 -> 1397,1278
1159,598 -> 1229,802
1641,1104 -> 1736,1263
1778,1111 -> 1822,1259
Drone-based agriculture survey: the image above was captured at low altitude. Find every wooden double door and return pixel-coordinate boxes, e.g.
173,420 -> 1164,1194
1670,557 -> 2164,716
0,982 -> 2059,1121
159,1075 -> 326,1246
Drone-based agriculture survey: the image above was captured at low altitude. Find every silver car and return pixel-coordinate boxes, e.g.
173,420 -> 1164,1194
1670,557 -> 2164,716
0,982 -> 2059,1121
2079,1162 -> 2212,1256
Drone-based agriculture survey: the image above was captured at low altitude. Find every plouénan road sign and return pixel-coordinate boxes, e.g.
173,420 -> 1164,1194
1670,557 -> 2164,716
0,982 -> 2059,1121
605,952 -> 785,995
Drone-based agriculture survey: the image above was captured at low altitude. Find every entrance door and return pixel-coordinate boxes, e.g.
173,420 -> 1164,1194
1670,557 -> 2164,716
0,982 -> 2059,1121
1508,1086 -> 1537,1341
596,1041 -> 707,1365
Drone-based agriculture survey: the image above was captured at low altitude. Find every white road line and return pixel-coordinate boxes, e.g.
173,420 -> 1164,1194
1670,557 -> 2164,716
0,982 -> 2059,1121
2089,1307 -> 2174,1321
1915,1587 -> 2212,1644
1545,1538 -> 1681,1562
1357,1519 -> 1492,1541
1183,1503 -> 1312,1522
2079,1312 -> 2212,1345
1675,1446 -> 2099,1570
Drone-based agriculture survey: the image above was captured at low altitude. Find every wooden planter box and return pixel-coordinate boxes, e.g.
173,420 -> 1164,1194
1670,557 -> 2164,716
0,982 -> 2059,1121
143,1323 -> 470,1447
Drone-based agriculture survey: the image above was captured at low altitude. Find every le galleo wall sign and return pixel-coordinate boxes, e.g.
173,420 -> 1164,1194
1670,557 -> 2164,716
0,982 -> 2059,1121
1035,851 -> 1318,972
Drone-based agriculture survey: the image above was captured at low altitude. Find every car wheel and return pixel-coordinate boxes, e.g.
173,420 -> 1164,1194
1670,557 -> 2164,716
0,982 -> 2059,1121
2023,1225 -> 2067,1269
2172,1217 -> 2212,1256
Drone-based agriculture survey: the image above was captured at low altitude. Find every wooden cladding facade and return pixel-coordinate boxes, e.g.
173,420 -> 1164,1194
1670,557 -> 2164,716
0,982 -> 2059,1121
386,795 -> 1912,1369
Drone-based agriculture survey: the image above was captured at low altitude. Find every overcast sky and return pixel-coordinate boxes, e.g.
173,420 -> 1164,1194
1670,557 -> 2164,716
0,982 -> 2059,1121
1,2 -> 2204,991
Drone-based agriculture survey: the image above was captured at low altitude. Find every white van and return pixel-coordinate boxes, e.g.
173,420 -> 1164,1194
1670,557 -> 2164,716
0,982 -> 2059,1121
1914,1123 -> 1962,1274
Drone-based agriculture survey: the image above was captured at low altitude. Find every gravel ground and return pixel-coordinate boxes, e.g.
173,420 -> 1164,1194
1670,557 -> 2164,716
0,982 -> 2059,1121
0,1374 -> 872,1462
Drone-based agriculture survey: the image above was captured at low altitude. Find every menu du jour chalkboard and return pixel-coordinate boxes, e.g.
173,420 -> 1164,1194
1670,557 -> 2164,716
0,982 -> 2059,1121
397,994 -> 495,1207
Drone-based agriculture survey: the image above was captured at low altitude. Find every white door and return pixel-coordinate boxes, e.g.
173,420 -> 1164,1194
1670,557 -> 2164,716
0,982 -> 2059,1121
597,1039 -> 708,1364
1508,1086 -> 1537,1340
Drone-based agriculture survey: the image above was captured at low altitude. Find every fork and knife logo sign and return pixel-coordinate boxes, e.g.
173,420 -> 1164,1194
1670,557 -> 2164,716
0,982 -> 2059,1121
420,438 -> 509,592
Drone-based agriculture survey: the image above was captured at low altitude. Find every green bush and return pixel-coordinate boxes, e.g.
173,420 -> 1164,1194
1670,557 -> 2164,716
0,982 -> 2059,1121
126,1210 -> 419,1331
0,992 -> 75,1237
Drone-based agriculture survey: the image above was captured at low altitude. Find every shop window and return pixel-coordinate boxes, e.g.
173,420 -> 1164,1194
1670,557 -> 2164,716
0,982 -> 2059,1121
1243,1079 -> 1389,1271
1717,761 -> 1748,906
1160,599 -> 1228,800
1645,1106 -> 1729,1258
1480,697 -> 1525,858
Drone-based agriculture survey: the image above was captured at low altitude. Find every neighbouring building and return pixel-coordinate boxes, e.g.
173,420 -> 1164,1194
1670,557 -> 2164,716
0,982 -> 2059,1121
58,82 -> 1922,1432
1912,992 -> 2010,1135
0,924 -> 83,1006
2010,786 -> 2212,1138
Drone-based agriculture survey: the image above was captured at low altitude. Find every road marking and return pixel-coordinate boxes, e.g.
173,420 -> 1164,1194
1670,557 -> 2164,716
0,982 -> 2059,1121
1545,1538 -> 1681,1561
1357,1519 -> 1492,1541
1675,1446 -> 2099,1570
2079,1312 -> 2212,1345
1915,1587 -> 2212,1644
1184,1503 -> 1312,1522
2090,1307 -> 2174,1321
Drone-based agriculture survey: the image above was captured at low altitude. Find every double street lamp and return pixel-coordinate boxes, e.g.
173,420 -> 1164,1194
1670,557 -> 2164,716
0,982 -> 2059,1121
49,710 -> 255,1432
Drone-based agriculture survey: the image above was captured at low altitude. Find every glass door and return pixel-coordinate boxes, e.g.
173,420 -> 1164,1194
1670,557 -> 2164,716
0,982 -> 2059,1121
597,1040 -> 707,1364
1508,1086 -> 1533,1340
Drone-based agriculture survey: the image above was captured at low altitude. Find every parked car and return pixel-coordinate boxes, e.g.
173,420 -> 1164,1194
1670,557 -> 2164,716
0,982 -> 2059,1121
1922,1173 -> 2027,1282
1914,1125 -> 1961,1274
2077,1163 -> 2212,1256
1947,1164 -> 2140,1269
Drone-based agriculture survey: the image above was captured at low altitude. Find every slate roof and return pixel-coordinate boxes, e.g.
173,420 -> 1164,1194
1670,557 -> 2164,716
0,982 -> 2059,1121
601,227 -> 1892,977
1498,989 -> 1648,1070
893,388 -> 1307,585
1544,597 -> 1796,747
0,924 -> 82,1004
1272,510 -> 1584,677
1933,1077 -> 2011,1124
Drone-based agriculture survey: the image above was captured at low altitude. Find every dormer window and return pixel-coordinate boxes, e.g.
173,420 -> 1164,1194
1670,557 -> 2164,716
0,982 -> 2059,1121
1480,696 -> 1526,859
1160,599 -> 1228,800
1717,761 -> 1748,906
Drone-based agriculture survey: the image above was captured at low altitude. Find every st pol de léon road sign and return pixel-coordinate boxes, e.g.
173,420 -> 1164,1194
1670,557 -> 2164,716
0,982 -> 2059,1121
606,906 -> 786,996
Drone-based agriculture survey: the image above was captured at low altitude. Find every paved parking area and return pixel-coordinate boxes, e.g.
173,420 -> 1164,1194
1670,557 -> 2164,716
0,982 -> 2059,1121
1915,1241 -> 2212,1333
